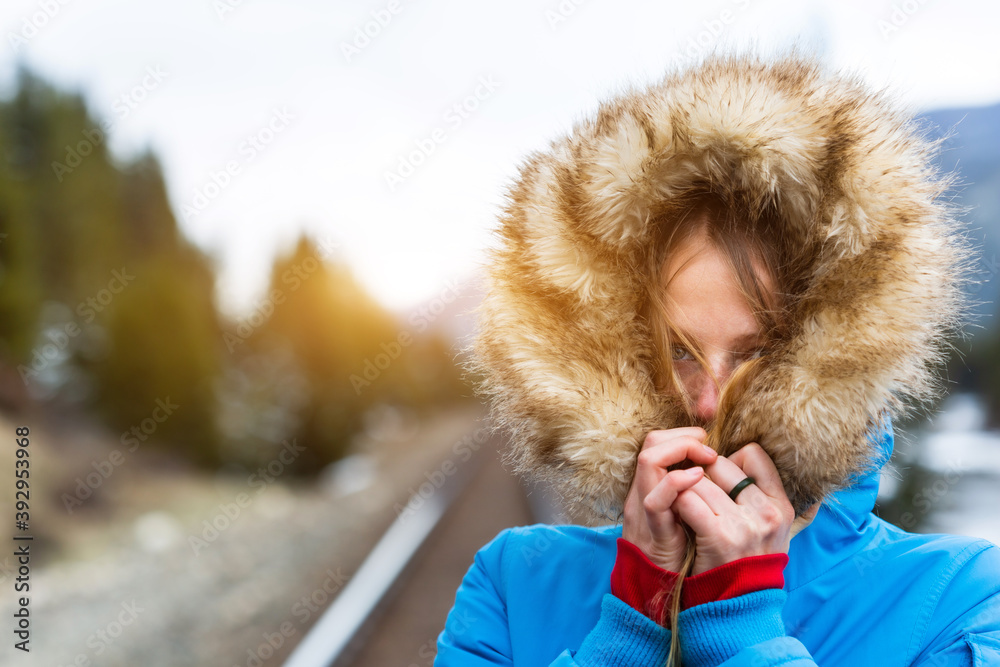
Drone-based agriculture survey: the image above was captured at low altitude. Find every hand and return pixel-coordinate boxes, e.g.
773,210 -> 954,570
622,427 -> 718,572
670,442 -> 819,575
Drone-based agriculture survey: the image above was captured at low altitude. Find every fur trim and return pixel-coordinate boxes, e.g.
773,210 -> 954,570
467,52 -> 972,523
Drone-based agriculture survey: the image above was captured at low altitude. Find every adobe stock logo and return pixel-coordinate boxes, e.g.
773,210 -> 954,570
180,107 -> 295,222
350,279 -> 462,395
877,0 -> 933,40
51,65 -> 168,182
7,0 -> 74,54
61,397 -> 179,514
18,267 -> 136,386
340,0 -> 405,63
383,76 -> 500,192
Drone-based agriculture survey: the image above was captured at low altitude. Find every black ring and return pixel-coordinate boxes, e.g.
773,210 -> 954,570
728,476 -> 756,502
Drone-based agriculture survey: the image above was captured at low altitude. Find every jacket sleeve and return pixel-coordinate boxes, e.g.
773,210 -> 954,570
674,540 -> 1000,667
435,528 -> 674,666
674,587 -> 817,666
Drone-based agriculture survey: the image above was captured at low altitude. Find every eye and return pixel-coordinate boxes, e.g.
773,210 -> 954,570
739,347 -> 766,361
670,345 -> 694,362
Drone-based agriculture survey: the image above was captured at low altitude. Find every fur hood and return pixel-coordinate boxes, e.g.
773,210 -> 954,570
469,52 -> 971,523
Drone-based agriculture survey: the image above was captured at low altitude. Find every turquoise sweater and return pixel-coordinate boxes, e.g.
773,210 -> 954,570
435,424 -> 1000,665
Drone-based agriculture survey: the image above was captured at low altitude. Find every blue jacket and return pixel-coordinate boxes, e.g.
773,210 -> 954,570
436,425 -> 1000,666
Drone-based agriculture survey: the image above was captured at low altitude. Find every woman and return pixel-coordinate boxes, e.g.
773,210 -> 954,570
437,53 -> 1000,666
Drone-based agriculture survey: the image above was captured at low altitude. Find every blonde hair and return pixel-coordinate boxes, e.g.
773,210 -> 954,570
644,188 -> 797,426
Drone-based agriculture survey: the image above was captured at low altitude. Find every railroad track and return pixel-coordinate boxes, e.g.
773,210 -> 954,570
283,428 -> 561,666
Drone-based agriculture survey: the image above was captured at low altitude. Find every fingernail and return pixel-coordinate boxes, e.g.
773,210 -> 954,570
686,467 -> 703,478
702,445 -> 716,456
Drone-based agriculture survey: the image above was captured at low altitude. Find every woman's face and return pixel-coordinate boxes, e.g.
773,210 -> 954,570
661,228 -> 773,425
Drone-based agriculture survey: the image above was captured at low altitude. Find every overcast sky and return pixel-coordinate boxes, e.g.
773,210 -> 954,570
1,0 -> 998,318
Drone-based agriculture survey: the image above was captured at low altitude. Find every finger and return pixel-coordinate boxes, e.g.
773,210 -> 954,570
702,454 -> 768,507
641,427 -> 708,451
671,485 -> 718,536
639,430 -> 715,466
677,473 -> 740,516
635,432 -> 716,500
643,467 -> 704,516
728,443 -> 786,502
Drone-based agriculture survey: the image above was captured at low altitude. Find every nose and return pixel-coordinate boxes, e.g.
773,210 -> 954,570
692,375 -> 720,423
688,358 -> 732,424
